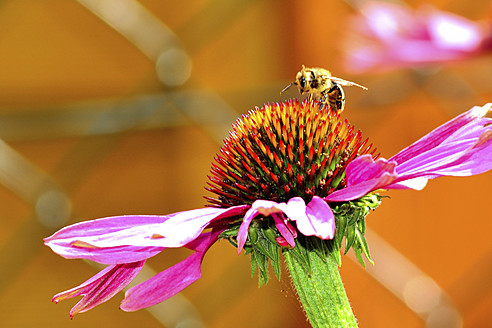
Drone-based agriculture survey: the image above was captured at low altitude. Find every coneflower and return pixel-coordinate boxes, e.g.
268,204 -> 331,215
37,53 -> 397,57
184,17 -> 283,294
44,100 -> 492,327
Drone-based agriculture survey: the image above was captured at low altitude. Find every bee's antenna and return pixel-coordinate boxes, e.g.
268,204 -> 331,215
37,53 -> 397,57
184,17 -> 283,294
280,81 -> 296,94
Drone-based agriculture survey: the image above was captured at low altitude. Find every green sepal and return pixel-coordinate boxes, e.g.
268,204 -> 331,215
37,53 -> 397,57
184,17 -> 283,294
328,240 -> 341,266
331,192 -> 382,266
250,247 -> 269,285
355,228 -> 373,265
285,235 -> 344,276
344,224 -> 356,253
222,218 -> 283,286
262,227 -> 278,244
353,244 -> 366,268
269,239 -> 282,279
219,192 -> 382,287
334,213 -> 347,250
284,238 -> 312,275
220,225 -> 240,237
252,234 -> 274,260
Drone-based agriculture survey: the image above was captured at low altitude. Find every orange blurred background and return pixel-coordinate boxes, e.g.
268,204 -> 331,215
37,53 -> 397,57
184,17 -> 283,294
0,1 -> 491,327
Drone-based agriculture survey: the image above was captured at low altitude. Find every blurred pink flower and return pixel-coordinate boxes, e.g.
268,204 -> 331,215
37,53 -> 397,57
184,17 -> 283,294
343,1 -> 492,72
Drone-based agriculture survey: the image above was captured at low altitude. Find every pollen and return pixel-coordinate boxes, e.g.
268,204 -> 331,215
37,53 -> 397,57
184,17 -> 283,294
205,99 -> 378,207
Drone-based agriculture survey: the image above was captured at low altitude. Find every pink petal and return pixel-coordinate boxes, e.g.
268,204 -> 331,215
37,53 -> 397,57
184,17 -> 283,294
390,104 -> 491,164
326,156 -> 397,202
53,260 -> 145,318
384,177 -> 429,190
392,128 -> 492,183
302,196 -> 335,240
237,200 -> 286,253
120,230 -> 221,311
359,1 -> 417,42
275,236 -> 290,247
272,213 -> 296,248
327,104 -> 492,201
239,197 -> 336,250
389,104 -> 492,182
280,197 -> 335,240
44,244 -> 164,265
44,205 -> 248,264
237,205 -> 260,253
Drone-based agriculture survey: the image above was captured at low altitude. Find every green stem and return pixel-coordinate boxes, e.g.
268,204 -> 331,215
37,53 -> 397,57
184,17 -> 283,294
284,247 -> 358,328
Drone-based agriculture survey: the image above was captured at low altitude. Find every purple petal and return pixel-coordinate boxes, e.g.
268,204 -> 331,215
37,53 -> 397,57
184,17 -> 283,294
389,104 -> 492,182
326,155 -> 397,202
53,261 -> 145,318
237,207 -> 257,253
302,196 -> 335,240
240,197 -> 336,246
44,205 -> 248,264
120,230 -> 221,311
383,177 -> 428,190
45,244 -> 164,265
280,197 -> 308,220
275,236 -> 291,247
237,200 -> 280,253
272,213 -> 296,248
327,104 -> 492,201
282,197 -> 335,240
390,104 -> 491,164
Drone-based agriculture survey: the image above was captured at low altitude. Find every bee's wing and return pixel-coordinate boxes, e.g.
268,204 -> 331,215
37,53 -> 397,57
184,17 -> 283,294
326,76 -> 368,90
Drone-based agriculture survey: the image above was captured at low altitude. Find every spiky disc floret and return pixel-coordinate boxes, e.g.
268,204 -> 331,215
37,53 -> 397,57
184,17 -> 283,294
206,99 -> 378,207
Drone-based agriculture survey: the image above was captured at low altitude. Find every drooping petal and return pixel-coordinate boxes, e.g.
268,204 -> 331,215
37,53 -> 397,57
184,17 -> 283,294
327,104 -> 492,201
272,213 -> 296,248
237,204 -> 261,253
388,104 -> 492,185
237,199 -> 292,253
326,156 -> 397,202
389,132 -> 492,184
120,230 -> 221,311
53,260 -> 145,318
282,197 -> 335,240
389,104 -> 492,164
45,244 -> 164,265
238,197 -> 336,252
383,177 -> 428,190
280,197 -> 309,222
150,205 -> 249,247
44,205 -> 249,264
303,196 -> 336,240
275,236 -> 291,247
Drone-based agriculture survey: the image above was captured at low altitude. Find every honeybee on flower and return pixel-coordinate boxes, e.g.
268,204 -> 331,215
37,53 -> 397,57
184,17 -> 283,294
281,65 -> 367,112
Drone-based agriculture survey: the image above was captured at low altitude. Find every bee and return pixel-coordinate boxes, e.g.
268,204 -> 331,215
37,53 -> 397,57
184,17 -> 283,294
281,65 -> 367,113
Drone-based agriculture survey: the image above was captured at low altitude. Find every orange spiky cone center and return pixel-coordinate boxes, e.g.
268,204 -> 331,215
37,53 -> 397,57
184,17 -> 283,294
205,99 -> 378,207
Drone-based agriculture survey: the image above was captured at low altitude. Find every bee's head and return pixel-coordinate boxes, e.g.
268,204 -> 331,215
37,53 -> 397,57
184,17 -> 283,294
280,65 -> 313,95
297,75 -> 307,93
296,66 -> 311,94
